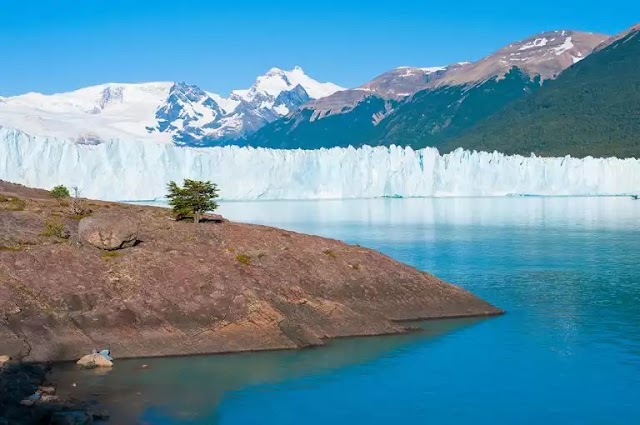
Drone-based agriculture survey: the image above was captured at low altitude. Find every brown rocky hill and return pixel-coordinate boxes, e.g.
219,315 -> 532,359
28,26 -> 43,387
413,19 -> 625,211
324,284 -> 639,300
0,181 -> 501,362
435,30 -> 607,85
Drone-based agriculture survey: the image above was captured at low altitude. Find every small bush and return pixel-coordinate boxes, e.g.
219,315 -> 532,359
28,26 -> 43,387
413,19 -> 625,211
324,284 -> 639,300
323,249 -> 337,258
101,251 -> 120,260
69,198 -> 91,217
50,185 -> 71,198
41,218 -> 68,238
236,254 -> 251,266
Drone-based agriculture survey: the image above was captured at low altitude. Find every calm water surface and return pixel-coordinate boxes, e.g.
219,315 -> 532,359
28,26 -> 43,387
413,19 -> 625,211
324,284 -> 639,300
51,197 -> 640,425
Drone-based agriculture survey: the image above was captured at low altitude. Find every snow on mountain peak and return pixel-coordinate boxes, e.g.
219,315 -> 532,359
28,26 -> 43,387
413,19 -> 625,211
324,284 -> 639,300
233,66 -> 343,103
437,30 -> 608,85
0,68 -> 344,147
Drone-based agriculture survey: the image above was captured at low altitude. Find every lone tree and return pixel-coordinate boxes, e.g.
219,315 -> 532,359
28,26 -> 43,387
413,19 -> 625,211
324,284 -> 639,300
166,179 -> 219,223
50,185 -> 70,198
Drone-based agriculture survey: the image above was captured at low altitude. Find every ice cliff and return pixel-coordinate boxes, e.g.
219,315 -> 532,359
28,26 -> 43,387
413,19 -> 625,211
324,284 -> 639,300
1,127 -> 638,201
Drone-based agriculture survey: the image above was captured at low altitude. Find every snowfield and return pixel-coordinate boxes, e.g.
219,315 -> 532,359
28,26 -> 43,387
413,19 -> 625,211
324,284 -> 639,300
1,127 -> 638,201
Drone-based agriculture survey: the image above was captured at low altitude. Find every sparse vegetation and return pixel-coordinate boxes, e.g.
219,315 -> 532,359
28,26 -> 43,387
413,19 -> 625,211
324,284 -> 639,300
50,185 -> 71,198
0,195 -> 26,211
41,218 -> 68,238
323,249 -> 337,258
67,211 -> 92,220
166,179 -> 219,223
101,251 -> 121,260
0,244 -> 24,252
66,186 -> 92,218
236,254 -> 251,266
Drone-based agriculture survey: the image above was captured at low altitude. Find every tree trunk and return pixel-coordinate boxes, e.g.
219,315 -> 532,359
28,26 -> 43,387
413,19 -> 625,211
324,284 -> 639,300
194,212 -> 200,224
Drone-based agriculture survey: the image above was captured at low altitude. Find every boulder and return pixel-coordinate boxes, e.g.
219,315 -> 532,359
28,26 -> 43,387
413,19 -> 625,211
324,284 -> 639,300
78,214 -> 138,250
39,385 -> 56,395
76,353 -> 113,369
39,394 -> 60,403
0,355 -> 10,367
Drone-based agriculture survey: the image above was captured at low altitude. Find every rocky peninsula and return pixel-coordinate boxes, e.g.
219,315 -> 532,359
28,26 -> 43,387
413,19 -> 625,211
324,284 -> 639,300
1,180 -> 501,363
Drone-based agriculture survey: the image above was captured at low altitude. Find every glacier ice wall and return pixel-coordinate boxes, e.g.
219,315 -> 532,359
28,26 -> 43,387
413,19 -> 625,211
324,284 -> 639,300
1,127 -> 639,201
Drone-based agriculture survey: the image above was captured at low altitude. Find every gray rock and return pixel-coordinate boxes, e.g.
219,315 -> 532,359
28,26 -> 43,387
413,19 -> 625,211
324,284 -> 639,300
78,214 -> 138,250
76,353 -> 113,369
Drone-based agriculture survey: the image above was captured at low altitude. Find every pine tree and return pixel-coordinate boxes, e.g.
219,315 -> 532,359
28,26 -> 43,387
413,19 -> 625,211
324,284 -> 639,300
166,179 -> 219,223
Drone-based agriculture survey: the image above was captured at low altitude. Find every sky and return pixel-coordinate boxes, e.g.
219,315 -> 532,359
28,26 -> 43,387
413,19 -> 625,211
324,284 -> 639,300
1,0 -> 639,96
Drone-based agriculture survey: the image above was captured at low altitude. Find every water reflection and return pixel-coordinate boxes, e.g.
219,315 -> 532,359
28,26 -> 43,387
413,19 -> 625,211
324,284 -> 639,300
50,318 -> 485,424
59,197 -> 640,424
217,197 -> 640,230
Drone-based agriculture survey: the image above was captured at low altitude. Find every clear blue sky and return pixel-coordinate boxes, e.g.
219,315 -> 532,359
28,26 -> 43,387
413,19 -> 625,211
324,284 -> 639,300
1,0 -> 638,96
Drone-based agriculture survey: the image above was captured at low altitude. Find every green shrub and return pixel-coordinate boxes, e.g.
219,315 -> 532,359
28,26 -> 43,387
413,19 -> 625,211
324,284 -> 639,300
236,254 -> 251,266
50,185 -> 71,198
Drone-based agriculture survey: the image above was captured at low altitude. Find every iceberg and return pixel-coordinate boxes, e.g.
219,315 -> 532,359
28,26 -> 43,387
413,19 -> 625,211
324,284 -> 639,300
1,127 -> 639,201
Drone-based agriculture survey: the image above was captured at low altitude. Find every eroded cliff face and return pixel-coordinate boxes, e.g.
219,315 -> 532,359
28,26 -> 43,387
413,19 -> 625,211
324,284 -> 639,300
0,181 -> 501,362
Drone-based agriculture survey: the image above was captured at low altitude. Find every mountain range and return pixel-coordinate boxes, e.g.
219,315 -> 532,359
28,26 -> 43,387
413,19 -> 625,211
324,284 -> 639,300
0,67 -> 343,146
1,24 -> 639,157
244,30 -> 609,150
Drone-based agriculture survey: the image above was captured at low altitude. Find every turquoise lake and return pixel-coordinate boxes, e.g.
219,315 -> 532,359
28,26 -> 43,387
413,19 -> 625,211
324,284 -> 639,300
50,197 -> 640,424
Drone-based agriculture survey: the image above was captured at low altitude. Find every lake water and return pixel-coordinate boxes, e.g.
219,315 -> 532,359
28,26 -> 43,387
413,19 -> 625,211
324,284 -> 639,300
50,197 -> 640,424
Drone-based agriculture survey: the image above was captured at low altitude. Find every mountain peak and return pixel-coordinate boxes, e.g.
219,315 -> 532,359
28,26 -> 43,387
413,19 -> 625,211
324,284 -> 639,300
436,29 -> 608,85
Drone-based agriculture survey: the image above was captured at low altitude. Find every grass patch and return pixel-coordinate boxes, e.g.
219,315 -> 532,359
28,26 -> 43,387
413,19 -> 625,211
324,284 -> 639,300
101,251 -> 121,260
67,212 -> 91,220
236,254 -> 251,266
0,244 -> 24,252
0,195 -> 26,211
40,218 -> 68,238
323,249 -> 337,259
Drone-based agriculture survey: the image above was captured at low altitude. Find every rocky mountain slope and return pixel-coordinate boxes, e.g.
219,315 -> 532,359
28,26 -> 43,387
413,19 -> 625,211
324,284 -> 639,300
436,30 -> 607,85
444,25 -> 640,157
0,181 -> 501,362
244,30 -> 607,150
0,67 -> 343,147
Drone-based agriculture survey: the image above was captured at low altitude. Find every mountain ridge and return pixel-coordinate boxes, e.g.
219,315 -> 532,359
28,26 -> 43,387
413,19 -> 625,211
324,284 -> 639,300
243,29 -> 607,151
0,67 -> 344,147
442,25 -> 640,157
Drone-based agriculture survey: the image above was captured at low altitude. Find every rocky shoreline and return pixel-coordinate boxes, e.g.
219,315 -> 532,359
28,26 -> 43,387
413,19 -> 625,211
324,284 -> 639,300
0,357 -> 108,424
1,180 -> 502,422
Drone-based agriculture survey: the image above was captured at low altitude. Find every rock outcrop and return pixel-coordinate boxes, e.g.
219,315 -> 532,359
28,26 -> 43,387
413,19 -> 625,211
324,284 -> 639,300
0,355 -> 10,367
77,213 -> 138,250
76,354 -> 113,369
0,180 -> 502,362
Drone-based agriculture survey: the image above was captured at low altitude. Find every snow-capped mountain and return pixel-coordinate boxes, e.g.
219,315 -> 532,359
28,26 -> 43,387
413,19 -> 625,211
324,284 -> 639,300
244,30 -> 609,150
0,67 -> 344,147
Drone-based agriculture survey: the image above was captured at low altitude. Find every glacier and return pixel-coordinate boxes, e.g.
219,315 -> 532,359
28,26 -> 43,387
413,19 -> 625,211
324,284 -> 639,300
1,127 -> 639,201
